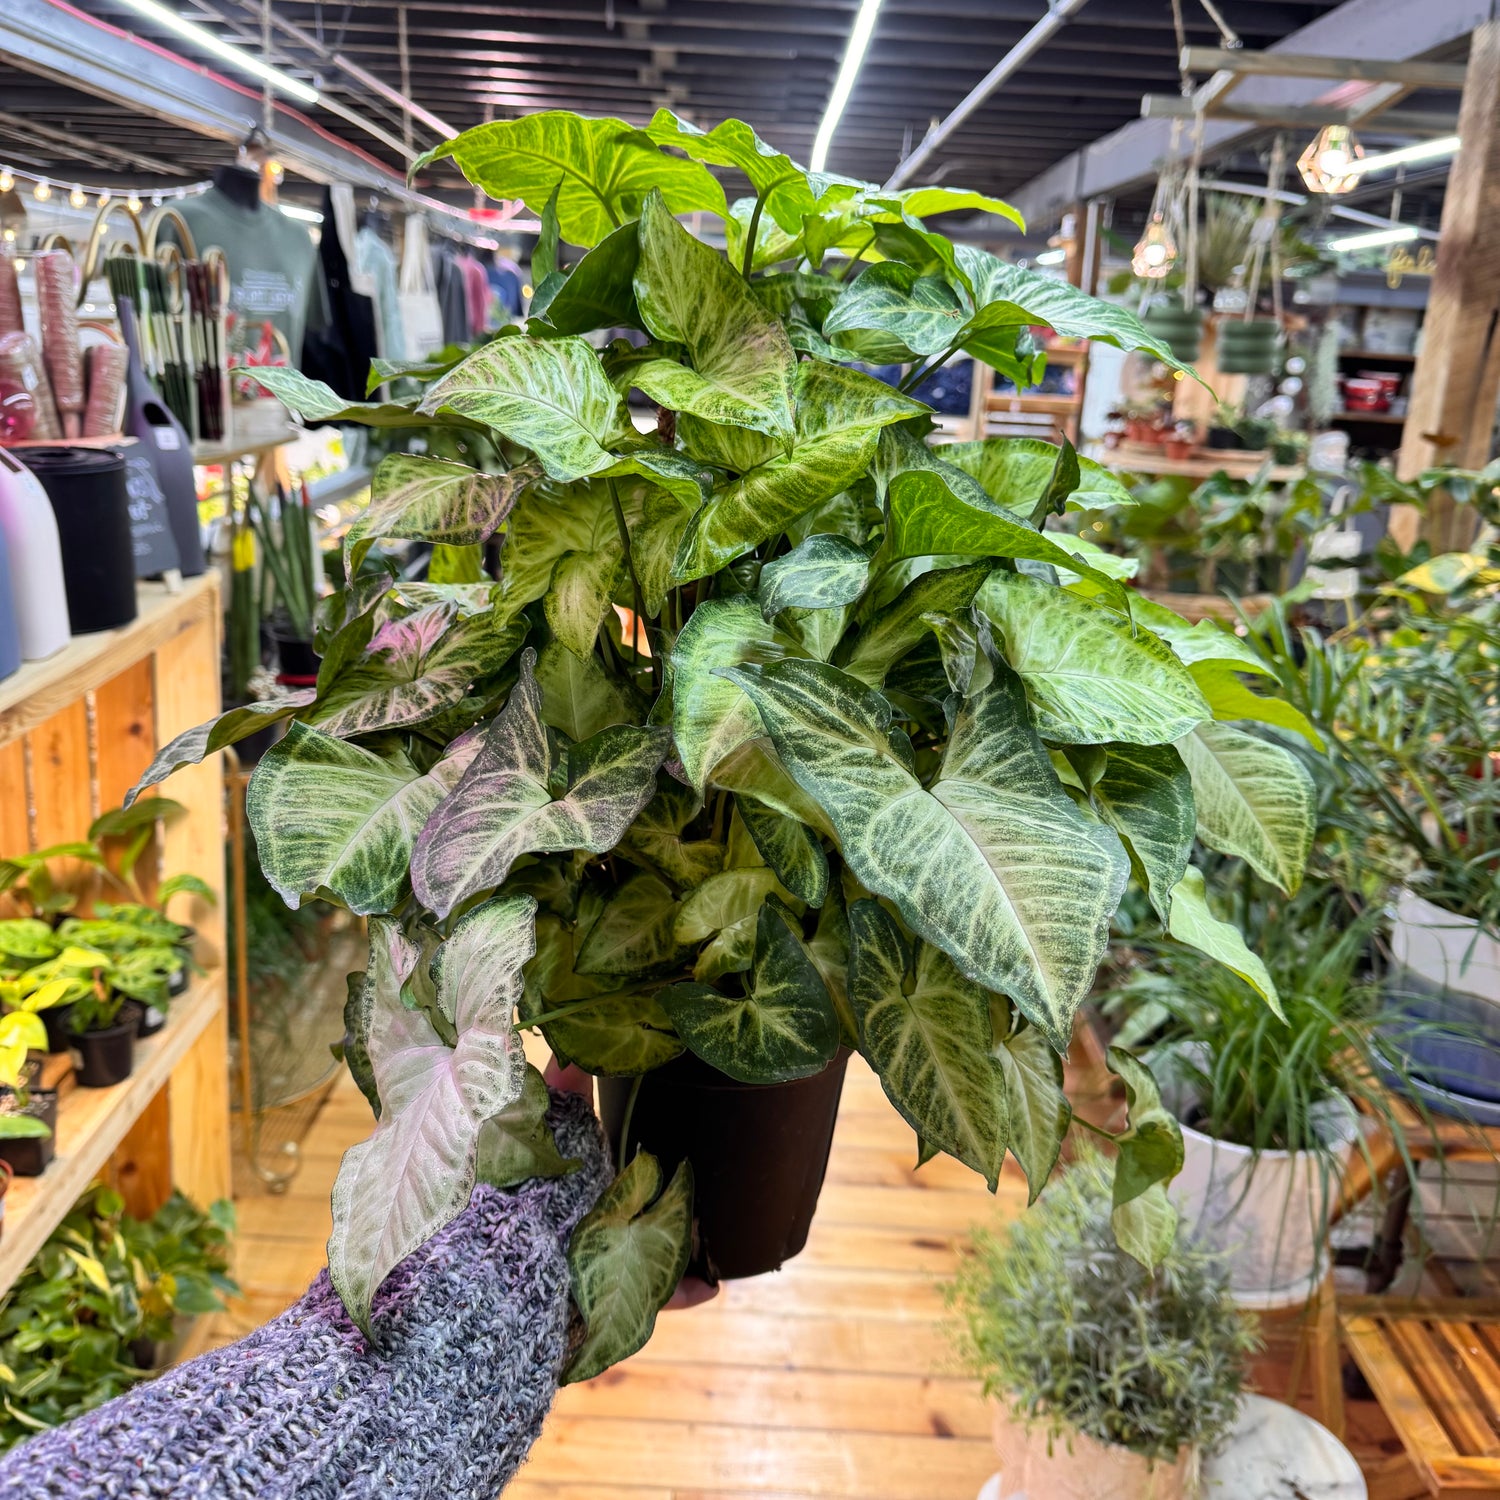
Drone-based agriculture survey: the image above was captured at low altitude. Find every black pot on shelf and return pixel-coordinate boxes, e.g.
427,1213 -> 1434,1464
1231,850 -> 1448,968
0,1089 -> 58,1177
1206,425 -> 1246,451
40,1003 -> 75,1056
68,1003 -> 141,1088
271,628 -> 320,683
597,1048 -> 850,1282
137,1002 -> 168,1038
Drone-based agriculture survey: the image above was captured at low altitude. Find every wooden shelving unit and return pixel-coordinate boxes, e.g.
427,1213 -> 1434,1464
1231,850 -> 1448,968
963,343 -> 1089,445
0,574 -> 230,1297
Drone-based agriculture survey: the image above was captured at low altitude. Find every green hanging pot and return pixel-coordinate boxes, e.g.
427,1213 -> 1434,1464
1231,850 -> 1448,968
1217,318 -> 1280,374
1142,306 -> 1204,364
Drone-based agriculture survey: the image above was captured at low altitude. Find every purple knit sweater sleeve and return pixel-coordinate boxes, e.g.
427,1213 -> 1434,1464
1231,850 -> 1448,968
0,1092 -> 611,1500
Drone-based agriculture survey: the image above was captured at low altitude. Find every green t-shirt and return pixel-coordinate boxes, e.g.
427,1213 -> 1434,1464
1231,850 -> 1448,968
172,189 -> 323,364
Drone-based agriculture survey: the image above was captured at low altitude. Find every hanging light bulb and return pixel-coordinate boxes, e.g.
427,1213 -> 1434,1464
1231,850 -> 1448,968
1131,214 -> 1177,278
127,193 -> 143,213
97,189 -> 111,208
1,229 -> 14,244
0,169 -> 13,194
69,185 -> 87,209
32,179 -> 51,202
1298,124 -> 1364,194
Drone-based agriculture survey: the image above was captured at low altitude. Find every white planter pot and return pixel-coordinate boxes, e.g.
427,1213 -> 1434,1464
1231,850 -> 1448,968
1390,890 -> 1500,1004
1169,1116 -> 1355,1310
991,1410 -> 1193,1500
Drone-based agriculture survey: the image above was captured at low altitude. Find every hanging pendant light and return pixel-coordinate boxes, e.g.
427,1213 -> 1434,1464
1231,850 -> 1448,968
1132,214 -> 1177,278
1298,124 -> 1364,194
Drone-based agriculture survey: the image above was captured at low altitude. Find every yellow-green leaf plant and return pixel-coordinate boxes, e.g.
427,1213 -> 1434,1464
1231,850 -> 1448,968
128,110 -> 1314,1374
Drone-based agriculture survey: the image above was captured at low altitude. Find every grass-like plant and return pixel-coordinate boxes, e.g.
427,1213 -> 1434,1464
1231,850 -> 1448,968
950,1148 -> 1256,1463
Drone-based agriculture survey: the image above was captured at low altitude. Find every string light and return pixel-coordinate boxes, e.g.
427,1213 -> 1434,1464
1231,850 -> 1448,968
32,179 -> 51,202
97,190 -> 111,208
69,185 -> 87,209
1,229 -> 14,244
127,194 -> 143,213
0,170 -> 12,194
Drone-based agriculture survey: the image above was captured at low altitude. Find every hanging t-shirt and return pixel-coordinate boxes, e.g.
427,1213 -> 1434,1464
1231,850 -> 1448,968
172,188 -> 321,365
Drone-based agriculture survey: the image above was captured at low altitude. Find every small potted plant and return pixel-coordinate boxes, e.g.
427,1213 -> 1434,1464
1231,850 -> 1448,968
61,954 -> 139,1089
1164,421 -> 1195,462
0,983 -> 68,1176
951,1149 -> 1256,1499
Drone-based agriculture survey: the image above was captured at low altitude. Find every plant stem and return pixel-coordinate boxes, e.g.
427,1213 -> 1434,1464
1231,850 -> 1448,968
617,1073 -> 643,1167
1070,1115 -> 1119,1143
521,992 -> 622,1030
740,195 -> 765,280
898,337 -> 964,395
608,479 -> 659,693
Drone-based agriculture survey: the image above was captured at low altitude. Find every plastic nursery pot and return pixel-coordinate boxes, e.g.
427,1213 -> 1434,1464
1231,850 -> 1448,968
598,1048 -> 851,1281
40,1002 -> 75,1056
68,1003 -> 141,1088
992,1410 -> 1193,1500
1205,426 -> 1244,451
137,1002 -> 168,1038
0,1089 -> 58,1177
271,627 -> 320,684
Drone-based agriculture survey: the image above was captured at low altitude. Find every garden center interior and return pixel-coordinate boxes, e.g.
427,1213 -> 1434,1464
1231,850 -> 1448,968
0,0 -> 1498,1495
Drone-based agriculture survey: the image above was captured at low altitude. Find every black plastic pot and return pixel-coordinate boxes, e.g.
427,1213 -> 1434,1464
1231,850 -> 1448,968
0,1090 -> 58,1177
271,627 -> 320,683
68,1004 -> 141,1088
1205,426 -> 1245,451
40,1003 -> 74,1055
598,1049 -> 851,1281
137,1003 -> 167,1038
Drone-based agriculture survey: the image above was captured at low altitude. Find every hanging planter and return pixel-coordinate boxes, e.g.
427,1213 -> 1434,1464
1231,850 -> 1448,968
1142,305 -> 1203,363
1217,318 -> 1281,375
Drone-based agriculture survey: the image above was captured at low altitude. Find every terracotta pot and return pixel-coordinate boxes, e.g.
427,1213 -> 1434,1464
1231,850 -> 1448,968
1164,439 -> 1194,460
991,1410 -> 1194,1500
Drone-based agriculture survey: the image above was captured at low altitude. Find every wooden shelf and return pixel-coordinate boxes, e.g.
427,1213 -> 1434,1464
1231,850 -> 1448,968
192,427 -> 301,467
0,574 -> 218,747
1336,349 -> 1418,363
1331,410 -> 1407,425
1103,446 -> 1303,483
0,977 -> 224,1296
987,392 -> 1080,414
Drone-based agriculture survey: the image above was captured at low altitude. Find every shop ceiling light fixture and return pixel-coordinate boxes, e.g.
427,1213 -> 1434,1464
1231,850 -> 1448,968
1297,124 -> 1363,193
1327,223 -> 1420,252
112,0 -> 320,106
1131,214 -> 1177,277
1034,248 -> 1067,266
810,0 -> 885,172
278,203 -> 324,224
1350,134 -> 1461,178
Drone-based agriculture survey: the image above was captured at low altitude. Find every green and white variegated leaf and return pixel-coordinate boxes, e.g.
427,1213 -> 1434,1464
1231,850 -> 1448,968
631,191 -> 797,442
475,1063 -> 577,1188
550,990 -> 685,1076
886,467 -> 1126,603
328,892 -> 536,1335
345,455 -> 539,574
841,562 -> 991,687
1167,865 -> 1281,1014
658,896 -> 838,1083
344,917 -> 417,1118
708,737 -> 836,840
849,899 -> 1007,1190
671,362 -> 928,582
888,186 -> 1024,227
563,1150 -> 693,1383
941,437 -> 1137,512
822,262 -> 966,360
535,220 -> 642,335
1106,1045 -> 1184,1271
611,457 -> 712,617
1175,721 -> 1314,894
1091,743 -> 1195,923
246,723 -> 481,916
808,879 -> 856,1045
410,650 -> 669,918
674,866 -> 793,947
309,605 -> 525,739
576,872 -> 686,978
726,657 -> 1128,1049
759,534 -> 871,621
996,1022 -> 1070,1202
1112,591 -> 1274,676
726,195 -> 807,273
645,110 -> 816,232
979,572 -> 1209,745
617,776 -> 724,887
1190,663 -> 1326,750
124,692 -> 314,807
416,111 -> 726,247
677,414 -> 780,473
955,246 -> 1184,368
534,184 -> 560,283
733,794 -> 829,907
669,597 -> 807,790
416,337 -> 627,483
251,367 -> 486,431
535,640 -> 641,742
496,480 -> 624,657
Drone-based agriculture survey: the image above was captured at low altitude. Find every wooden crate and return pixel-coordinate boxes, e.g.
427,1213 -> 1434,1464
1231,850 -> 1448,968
0,574 -> 231,1287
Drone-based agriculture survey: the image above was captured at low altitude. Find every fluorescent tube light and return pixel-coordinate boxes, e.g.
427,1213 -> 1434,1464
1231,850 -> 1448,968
1351,134 -> 1461,177
810,0 -> 885,172
113,0 -> 320,105
279,203 -> 324,224
1034,248 -> 1067,266
1327,224 -> 1419,252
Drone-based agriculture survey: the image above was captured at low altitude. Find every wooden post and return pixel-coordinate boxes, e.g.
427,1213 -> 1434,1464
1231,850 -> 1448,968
1395,21 -> 1500,552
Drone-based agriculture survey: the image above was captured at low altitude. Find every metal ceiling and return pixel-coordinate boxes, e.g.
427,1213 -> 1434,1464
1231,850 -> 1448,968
0,0 -> 1358,207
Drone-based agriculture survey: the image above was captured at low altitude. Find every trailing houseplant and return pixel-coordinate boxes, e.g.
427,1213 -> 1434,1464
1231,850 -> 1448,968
951,1147 -> 1256,1499
126,109 -> 1315,1375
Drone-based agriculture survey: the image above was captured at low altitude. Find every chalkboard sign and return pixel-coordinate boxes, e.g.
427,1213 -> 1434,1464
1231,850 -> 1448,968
122,447 -> 181,578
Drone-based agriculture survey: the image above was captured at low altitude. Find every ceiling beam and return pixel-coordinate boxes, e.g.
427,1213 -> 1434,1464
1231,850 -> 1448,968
1005,0 -> 1489,228
1180,45 -> 1471,87
1140,95 -> 1460,133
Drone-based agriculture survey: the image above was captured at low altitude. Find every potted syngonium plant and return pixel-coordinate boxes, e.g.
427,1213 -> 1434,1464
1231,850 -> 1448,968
126,109 -> 1314,1379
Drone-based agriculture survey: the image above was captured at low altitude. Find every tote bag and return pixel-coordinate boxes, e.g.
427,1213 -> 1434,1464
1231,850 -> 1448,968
398,215 -> 445,359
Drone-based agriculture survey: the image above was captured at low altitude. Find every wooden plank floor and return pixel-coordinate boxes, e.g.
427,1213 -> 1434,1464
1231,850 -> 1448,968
199,1055 -> 1020,1500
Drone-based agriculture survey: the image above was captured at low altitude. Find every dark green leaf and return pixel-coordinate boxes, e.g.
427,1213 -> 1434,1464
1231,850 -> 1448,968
536,219 -> 642,335
1106,1045 -> 1184,1270
733,794 -> 829,906
475,1064 -> 578,1188
996,1022 -> 1070,1202
576,872 -> 686,978
1091,743 -> 1194,923
759,534 -> 870,620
